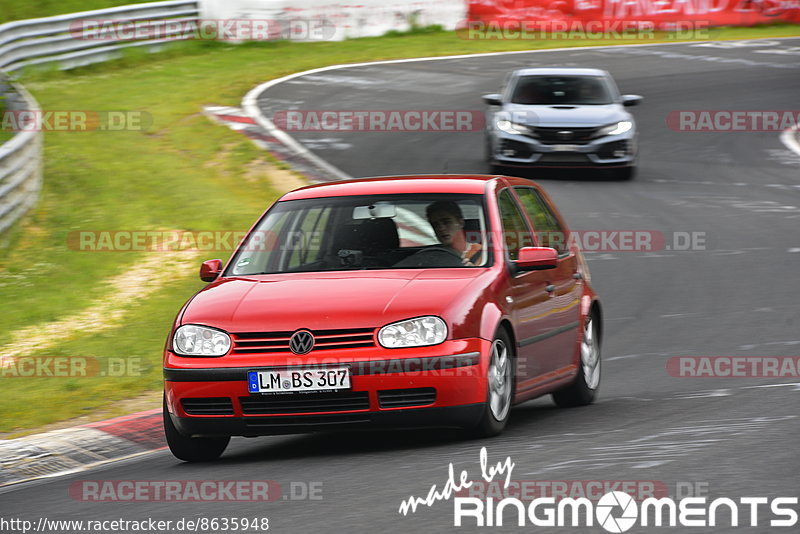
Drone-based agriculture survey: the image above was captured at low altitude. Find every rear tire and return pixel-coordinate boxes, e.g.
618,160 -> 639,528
163,396 -> 230,462
552,314 -> 601,407
467,329 -> 515,437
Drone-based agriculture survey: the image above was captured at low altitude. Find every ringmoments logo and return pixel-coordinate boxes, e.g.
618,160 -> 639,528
397,447 -> 799,531
452,493 -> 799,529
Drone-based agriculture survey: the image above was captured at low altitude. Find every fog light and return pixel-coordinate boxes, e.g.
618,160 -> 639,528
503,149 -> 516,156
613,149 -> 626,157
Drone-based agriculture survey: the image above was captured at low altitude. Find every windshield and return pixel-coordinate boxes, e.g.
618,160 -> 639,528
510,75 -> 613,105
226,193 -> 491,275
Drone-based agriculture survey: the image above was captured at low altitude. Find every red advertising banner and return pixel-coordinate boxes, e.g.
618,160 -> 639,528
467,0 -> 800,32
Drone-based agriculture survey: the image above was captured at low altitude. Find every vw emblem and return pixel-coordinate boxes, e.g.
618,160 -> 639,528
289,330 -> 314,355
557,130 -> 573,140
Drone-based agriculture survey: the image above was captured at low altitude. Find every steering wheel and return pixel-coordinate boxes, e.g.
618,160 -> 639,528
415,246 -> 462,258
404,246 -> 464,267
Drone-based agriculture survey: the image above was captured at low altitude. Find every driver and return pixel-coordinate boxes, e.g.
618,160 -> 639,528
425,201 -> 482,266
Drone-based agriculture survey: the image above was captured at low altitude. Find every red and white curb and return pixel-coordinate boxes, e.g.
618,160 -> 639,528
0,409 -> 163,488
203,105 -> 336,183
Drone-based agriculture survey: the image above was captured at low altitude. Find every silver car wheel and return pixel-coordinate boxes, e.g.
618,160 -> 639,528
488,338 -> 512,421
581,318 -> 601,390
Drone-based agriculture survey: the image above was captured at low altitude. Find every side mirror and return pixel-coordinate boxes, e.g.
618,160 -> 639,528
622,94 -> 643,107
482,93 -> 503,106
514,247 -> 558,271
200,259 -> 223,282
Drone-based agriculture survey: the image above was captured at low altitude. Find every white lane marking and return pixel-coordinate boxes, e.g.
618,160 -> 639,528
653,178 -> 800,189
743,383 -> 800,390
737,340 -> 800,350
616,43 -> 800,68
754,46 -> 800,55
672,389 -> 732,399
582,253 -> 618,260
693,40 -> 783,48
242,37 -> 800,182
296,138 -> 353,150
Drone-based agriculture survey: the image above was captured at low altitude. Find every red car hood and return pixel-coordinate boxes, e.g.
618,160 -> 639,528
180,270 -> 486,332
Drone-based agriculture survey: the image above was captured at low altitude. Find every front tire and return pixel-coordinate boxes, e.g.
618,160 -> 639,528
163,396 -> 230,462
613,166 -> 636,180
552,314 -> 601,407
467,329 -> 515,437
489,163 -> 506,175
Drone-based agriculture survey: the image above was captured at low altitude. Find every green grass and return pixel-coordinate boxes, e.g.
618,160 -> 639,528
0,0 -> 156,24
1,24 -> 799,433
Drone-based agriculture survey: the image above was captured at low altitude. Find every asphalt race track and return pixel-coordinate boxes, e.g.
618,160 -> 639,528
2,39 -> 799,533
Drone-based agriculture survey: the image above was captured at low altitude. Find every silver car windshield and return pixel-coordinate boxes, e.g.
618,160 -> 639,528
227,194 -> 491,275
510,75 -> 613,105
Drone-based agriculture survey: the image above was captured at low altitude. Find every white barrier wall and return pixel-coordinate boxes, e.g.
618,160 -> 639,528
200,0 -> 466,40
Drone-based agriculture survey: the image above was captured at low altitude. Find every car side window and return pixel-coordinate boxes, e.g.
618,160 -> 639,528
497,189 -> 532,260
513,187 -> 568,255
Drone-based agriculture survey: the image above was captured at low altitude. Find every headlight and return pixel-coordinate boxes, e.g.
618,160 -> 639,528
496,120 -> 531,135
173,325 -> 231,357
378,316 -> 447,348
597,121 -> 633,137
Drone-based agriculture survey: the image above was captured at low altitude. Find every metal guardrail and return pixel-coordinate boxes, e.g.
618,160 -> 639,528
0,1 -> 199,234
0,1 -> 199,72
0,81 -> 42,235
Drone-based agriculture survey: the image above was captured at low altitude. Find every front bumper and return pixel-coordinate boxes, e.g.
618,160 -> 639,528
164,339 -> 490,436
490,131 -> 637,168
169,404 -> 485,437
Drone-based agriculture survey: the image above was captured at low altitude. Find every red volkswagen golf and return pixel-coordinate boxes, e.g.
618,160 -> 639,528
163,175 -> 602,461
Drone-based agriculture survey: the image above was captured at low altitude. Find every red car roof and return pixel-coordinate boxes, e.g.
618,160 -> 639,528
280,175 -> 498,200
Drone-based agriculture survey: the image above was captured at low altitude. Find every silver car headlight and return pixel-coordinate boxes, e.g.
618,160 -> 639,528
378,316 -> 447,348
597,121 -> 633,137
496,120 -> 531,135
173,324 -> 231,357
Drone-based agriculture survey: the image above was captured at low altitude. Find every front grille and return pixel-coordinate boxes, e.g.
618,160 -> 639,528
181,397 -> 234,415
378,388 -> 436,408
243,413 -> 371,429
231,328 -> 375,354
529,126 -> 598,145
239,391 -> 370,415
537,153 -> 592,164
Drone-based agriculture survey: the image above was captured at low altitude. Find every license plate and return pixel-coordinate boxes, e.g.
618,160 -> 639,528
248,367 -> 351,394
551,144 -> 579,152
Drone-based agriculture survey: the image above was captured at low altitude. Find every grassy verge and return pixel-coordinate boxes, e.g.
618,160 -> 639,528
1,24 -> 798,434
0,0 -> 155,24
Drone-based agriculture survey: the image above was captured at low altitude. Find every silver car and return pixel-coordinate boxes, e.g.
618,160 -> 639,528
483,67 -> 642,180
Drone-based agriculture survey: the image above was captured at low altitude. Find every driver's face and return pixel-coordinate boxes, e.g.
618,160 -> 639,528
428,211 -> 463,247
